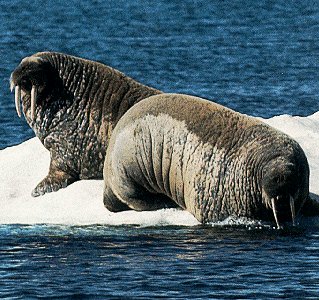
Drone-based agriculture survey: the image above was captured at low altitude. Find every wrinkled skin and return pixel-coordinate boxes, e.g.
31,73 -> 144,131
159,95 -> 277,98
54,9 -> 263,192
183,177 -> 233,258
10,52 -> 161,197
103,94 -> 319,227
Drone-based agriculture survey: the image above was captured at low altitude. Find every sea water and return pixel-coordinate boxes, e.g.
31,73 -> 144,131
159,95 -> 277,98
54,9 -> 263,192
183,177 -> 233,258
1,0 -> 319,298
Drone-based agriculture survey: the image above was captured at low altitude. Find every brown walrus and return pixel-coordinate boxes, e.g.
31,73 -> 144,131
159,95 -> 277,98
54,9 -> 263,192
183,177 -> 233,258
103,93 -> 318,228
10,52 -> 161,197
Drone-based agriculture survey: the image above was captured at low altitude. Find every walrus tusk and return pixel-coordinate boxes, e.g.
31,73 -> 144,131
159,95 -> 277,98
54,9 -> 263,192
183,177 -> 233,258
290,195 -> 296,226
271,197 -> 281,229
31,85 -> 37,120
14,86 -> 22,118
10,79 -> 15,92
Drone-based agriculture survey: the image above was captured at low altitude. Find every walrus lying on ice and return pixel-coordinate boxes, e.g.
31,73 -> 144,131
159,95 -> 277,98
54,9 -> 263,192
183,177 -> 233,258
10,52 -> 161,197
103,93 -> 319,228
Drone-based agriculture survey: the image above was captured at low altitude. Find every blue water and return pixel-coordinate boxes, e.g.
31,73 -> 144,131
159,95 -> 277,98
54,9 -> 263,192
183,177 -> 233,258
1,0 -> 319,298
1,225 -> 319,299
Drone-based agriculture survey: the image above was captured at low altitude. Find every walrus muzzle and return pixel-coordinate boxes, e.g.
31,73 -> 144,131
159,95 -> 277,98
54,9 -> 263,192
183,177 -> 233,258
269,195 -> 297,229
10,56 -> 44,122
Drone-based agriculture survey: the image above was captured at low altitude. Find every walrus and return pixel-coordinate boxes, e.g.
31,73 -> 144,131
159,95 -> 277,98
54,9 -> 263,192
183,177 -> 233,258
103,93 -> 318,228
10,52 -> 161,197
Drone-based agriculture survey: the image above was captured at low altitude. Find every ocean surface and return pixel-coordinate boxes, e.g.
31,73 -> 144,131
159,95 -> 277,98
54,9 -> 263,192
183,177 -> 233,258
1,0 -> 319,298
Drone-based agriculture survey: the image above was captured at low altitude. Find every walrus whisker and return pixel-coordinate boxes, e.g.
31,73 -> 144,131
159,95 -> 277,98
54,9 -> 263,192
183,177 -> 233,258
31,85 -> 37,120
271,197 -> 281,229
14,85 -> 22,118
290,195 -> 296,226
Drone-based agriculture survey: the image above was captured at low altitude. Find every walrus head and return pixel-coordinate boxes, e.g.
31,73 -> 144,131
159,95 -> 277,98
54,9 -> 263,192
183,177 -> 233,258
261,157 -> 308,229
10,55 -> 67,139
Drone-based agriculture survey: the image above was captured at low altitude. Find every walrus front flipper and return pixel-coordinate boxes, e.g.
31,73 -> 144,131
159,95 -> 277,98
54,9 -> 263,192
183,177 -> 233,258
32,165 -> 77,197
300,193 -> 319,217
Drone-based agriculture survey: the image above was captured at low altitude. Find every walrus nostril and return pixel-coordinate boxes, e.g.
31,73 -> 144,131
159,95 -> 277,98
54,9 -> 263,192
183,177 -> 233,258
14,86 -> 22,118
31,85 -> 37,120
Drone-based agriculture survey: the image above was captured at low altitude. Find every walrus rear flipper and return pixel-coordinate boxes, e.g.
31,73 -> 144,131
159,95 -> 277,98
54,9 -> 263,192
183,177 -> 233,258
103,177 -> 179,212
103,185 -> 131,212
104,187 -> 179,212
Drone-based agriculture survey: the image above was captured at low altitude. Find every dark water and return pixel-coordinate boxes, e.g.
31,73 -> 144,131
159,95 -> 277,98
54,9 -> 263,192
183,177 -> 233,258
1,0 -> 319,298
1,225 -> 319,299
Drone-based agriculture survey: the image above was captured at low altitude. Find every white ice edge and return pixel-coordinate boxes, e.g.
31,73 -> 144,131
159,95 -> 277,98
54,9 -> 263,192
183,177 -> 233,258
1,112 -> 319,226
